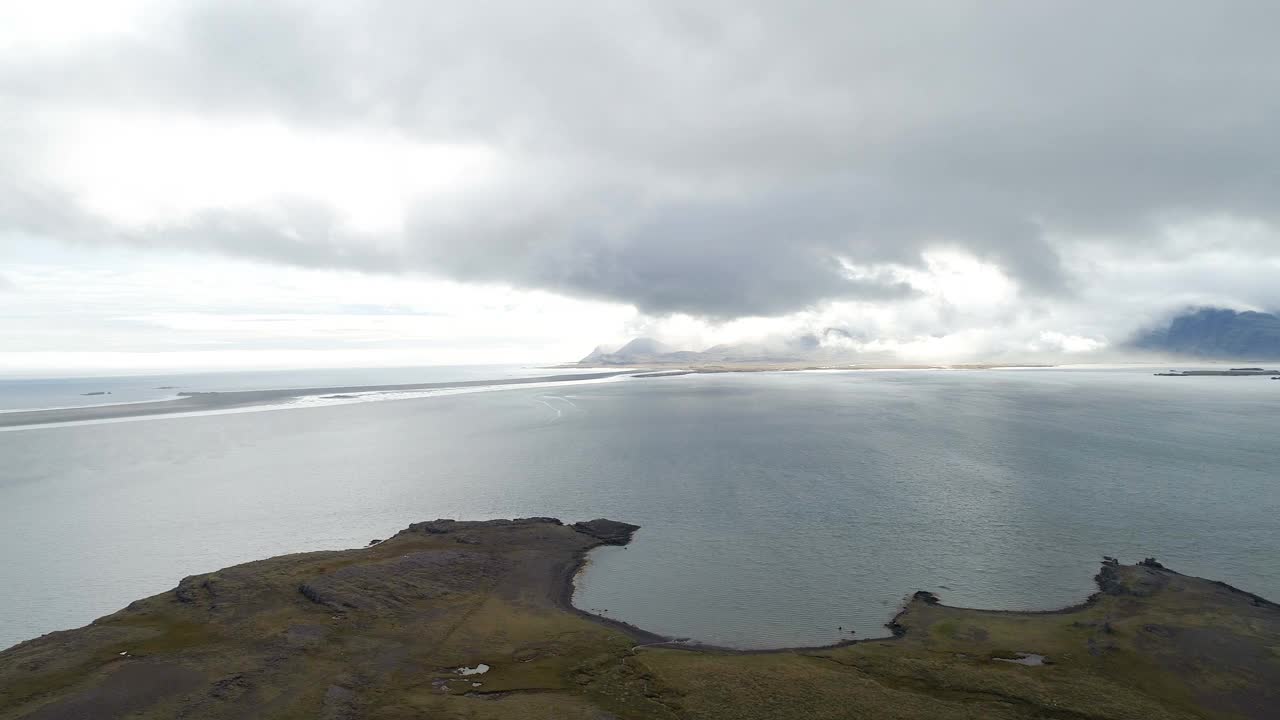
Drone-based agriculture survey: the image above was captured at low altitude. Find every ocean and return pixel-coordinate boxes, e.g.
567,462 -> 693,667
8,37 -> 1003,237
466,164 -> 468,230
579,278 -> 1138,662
0,366 -> 1277,650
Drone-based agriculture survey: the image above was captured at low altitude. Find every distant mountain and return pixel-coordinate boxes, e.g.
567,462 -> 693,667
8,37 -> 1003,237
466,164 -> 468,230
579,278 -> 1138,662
1133,308 -> 1280,359
578,338 -> 704,365
611,337 -> 667,357
578,337 -> 737,365
577,333 -> 857,366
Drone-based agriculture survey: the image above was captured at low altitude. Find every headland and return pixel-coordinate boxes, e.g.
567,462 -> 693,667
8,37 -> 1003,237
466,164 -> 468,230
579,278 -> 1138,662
2,518 -> 1276,719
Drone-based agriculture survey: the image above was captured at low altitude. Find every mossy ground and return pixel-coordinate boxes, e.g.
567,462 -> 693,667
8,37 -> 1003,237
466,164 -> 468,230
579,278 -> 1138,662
1,520 -> 1276,719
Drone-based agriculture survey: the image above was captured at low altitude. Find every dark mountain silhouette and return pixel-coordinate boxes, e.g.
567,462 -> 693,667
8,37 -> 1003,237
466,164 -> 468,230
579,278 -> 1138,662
1133,308 -> 1280,359
577,332 -> 862,366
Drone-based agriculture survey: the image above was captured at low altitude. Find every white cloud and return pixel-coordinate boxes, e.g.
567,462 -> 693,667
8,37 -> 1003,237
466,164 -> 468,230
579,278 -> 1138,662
0,238 -> 636,372
29,109 -> 499,233
1032,332 -> 1106,355
2,1 -> 1278,371
0,0 -> 158,55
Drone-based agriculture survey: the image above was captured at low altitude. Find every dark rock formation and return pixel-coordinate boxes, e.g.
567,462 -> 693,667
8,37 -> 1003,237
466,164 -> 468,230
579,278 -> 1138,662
1095,559 -> 1169,597
570,519 -> 641,545
911,590 -> 941,605
401,517 -> 564,536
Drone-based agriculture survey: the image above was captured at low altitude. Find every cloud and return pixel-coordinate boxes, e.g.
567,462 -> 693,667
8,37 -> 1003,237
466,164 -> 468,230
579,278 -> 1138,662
2,1 -> 1279,324
0,243 -> 637,371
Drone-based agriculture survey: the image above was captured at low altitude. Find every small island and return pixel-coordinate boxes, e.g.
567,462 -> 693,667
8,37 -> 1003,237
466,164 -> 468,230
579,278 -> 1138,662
1,519 -> 1276,719
1155,367 -> 1280,377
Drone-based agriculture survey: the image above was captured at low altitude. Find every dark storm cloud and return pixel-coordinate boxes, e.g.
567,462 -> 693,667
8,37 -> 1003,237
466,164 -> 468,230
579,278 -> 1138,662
3,1 -> 1280,316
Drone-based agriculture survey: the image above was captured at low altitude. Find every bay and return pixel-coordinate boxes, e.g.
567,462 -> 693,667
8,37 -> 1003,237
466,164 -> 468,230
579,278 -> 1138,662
1,367 -> 1276,650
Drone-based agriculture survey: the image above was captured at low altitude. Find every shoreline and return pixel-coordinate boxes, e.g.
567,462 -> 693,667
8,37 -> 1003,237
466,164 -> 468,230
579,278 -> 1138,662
8,360 -> 1272,430
0,363 -> 1059,431
17,360 -> 1261,431
3,518 -> 1277,718
8,517 -> 1276,656
0,371 -> 635,430
0,394 -> 185,416
557,361 -> 1060,373
554,535 -> 670,647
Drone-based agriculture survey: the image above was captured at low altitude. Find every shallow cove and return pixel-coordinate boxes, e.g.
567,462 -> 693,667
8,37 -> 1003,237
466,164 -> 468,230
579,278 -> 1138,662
568,368 -> 1280,648
2,367 -> 1278,650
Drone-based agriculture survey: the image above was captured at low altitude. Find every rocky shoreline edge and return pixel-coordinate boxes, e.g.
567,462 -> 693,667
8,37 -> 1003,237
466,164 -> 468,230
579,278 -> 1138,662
3,517 -> 1278,719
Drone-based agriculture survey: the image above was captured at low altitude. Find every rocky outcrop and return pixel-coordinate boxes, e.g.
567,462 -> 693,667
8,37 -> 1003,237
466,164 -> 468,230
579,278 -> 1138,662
401,517 -> 564,536
395,516 -> 639,549
569,519 -> 641,545
1095,557 -> 1169,597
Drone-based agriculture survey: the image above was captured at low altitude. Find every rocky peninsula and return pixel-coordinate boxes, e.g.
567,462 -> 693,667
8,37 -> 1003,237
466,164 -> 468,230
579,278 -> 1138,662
2,518 -> 1276,719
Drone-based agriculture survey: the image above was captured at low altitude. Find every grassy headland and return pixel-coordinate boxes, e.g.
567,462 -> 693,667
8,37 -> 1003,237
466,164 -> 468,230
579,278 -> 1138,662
1,519 -> 1275,719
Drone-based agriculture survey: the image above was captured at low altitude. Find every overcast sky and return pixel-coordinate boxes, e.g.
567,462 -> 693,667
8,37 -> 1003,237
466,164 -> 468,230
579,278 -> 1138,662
2,1 -> 1279,373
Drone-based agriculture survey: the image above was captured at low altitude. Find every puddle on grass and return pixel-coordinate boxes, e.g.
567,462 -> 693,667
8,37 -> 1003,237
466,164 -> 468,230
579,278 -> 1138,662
457,663 -> 490,676
994,652 -> 1046,666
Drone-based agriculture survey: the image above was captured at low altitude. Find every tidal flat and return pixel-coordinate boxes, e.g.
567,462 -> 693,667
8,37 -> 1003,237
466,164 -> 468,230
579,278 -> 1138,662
0,370 -> 635,429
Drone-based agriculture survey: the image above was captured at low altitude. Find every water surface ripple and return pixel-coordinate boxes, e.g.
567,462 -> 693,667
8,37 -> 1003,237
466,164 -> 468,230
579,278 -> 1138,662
1,368 -> 1276,650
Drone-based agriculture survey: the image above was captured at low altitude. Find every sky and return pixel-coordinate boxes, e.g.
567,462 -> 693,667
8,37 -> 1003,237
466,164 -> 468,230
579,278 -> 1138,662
2,1 -> 1279,373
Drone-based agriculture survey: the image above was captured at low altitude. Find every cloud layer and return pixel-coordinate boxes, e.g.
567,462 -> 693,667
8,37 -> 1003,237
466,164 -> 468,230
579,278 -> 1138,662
2,1 -> 1279,361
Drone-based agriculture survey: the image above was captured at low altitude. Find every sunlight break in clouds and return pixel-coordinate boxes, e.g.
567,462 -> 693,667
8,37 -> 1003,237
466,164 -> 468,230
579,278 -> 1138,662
1,1 -> 1279,371
34,110 -> 499,234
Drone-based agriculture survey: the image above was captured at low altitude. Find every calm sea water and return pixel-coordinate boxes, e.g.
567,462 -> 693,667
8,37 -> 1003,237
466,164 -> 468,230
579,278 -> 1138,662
1,367 -> 1277,650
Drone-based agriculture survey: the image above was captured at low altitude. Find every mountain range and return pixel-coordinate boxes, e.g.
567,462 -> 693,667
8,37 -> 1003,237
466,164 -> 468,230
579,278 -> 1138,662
1133,308 -> 1280,359
578,307 -> 1280,367
576,334 -> 861,366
